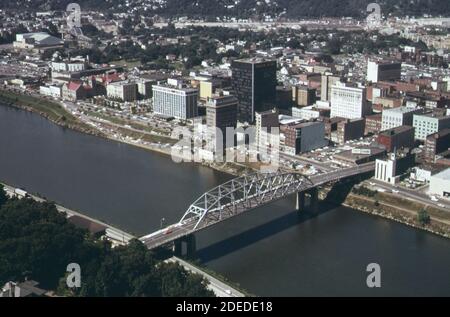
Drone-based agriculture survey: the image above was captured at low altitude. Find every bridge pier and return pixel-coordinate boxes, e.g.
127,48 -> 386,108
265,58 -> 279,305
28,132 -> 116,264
186,234 -> 196,259
309,187 -> 319,213
296,192 -> 306,211
173,239 -> 182,257
296,188 -> 319,213
173,234 -> 196,259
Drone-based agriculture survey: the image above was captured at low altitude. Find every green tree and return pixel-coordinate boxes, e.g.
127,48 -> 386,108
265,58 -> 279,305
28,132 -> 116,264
159,262 -> 214,297
0,198 -> 213,296
0,184 -> 7,208
417,209 -> 431,226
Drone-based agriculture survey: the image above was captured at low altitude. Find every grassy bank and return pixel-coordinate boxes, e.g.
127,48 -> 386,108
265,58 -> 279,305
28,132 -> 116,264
322,184 -> 450,238
0,88 -> 97,134
182,258 -> 254,297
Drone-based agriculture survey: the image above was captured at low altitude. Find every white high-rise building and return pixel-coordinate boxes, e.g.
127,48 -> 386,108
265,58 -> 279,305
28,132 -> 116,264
381,106 -> 422,131
153,83 -> 198,120
330,83 -> 370,119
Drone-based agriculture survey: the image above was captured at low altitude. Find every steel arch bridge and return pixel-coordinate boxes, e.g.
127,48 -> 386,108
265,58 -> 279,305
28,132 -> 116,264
140,162 -> 375,250
179,171 -> 313,231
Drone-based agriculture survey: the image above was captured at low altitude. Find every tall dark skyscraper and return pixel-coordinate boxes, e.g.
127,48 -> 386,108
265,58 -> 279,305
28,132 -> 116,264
231,58 -> 277,123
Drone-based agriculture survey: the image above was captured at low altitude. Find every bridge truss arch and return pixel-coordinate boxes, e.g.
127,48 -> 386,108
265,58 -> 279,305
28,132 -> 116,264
179,171 -> 313,231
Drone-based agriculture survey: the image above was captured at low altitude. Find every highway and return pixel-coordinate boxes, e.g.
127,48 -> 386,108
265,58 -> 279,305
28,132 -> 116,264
367,179 -> 450,210
165,257 -> 245,297
1,183 -> 135,245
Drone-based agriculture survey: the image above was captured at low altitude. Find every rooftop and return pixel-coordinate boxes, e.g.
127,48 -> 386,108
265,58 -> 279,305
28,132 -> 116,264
432,168 -> 450,181
383,106 -> 420,114
233,57 -> 275,64
379,125 -> 414,136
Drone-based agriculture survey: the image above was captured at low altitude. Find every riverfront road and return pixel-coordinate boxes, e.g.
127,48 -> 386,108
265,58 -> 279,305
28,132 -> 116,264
368,179 -> 450,210
166,257 -> 245,297
140,162 -> 375,250
1,183 -> 135,244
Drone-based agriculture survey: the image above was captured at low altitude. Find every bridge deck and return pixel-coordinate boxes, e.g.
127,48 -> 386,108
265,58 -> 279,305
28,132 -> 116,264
140,163 -> 375,250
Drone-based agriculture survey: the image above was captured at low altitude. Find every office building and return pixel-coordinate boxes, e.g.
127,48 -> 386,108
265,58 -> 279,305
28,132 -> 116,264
282,121 -> 327,155
381,106 -> 422,131
107,81 -> 137,102
425,129 -> 450,162
413,114 -> 450,141
206,94 -> 238,151
330,83 -> 370,119
200,80 -> 216,100
365,113 -> 382,135
136,79 -> 155,99
256,109 -> 279,151
367,60 -> 402,83
292,106 -> 330,121
231,58 -> 277,123
153,82 -> 198,120
377,126 -> 415,152
321,74 -> 341,101
292,86 -> 316,107
337,118 -> 366,144
276,86 -> 294,112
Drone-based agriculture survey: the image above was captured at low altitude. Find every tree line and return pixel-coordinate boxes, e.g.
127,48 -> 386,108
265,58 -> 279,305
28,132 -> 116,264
0,184 -> 214,297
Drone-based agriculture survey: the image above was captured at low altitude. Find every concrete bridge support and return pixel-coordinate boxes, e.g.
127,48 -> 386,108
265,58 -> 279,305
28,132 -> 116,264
296,188 -> 319,212
296,191 -> 306,211
186,234 -> 196,259
309,187 -> 318,213
173,234 -> 197,259
173,239 -> 183,257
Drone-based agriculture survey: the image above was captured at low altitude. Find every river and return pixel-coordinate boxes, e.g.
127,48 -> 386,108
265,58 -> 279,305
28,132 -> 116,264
1,104 -> 449,296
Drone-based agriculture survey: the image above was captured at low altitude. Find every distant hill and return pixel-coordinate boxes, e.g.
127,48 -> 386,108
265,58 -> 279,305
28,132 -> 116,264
1,0 -> 450,19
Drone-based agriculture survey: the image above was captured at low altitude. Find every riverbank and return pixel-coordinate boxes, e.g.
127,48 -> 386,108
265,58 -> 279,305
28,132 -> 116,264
1,182 -> 136,245
0,88 -> 100,136
0,89 -> 252,177
320,185 -> 450,239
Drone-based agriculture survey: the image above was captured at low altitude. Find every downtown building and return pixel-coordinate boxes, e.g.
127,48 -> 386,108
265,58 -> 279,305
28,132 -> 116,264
365,113 -> 382,135
153,82 -> 198,120
107,80 -> 137,102
321,74 -> 341,101
231,58 -> 277,123
205,94 -> 238,152
413,113 -> 450,141
425,129 -> 450,162
381,106 -> 423,131
255,109 -> 279,152
375,152 -> 414,185
281,121 -> 327,155
367,60 -> 402,83
336,118 -> 366,145
330,82 -> 371,119
292,86 -> 316,107
377,126 -> 415,152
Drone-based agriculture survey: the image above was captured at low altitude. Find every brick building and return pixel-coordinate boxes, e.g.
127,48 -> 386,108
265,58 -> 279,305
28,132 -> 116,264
377,126 -> 415,152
